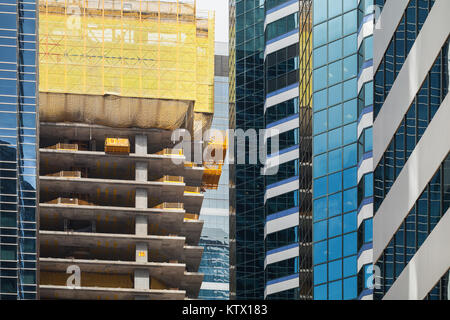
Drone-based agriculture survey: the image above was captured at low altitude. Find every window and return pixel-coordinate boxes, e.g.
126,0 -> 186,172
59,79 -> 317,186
328,16 -> 342,42
314,66 -> 327,91
343,10 -> 357,36
329,261 -> 342,282
314,110 -> 327,134
328,128 -> 342,149
328,61 -> 342,85
314,197 -> 327,222
0,245 -> 17,260
328,171 -> 342,194
314,263 -> 327,284
329,192 -> 342,217
328,83 -> 342,106
315,176 -> 327,198
266,12 -> 299,42
343,211 -> 357,233
313,22 -> 327,48
314,0 -> 328,24
314,241 -> 327,264
0,277 -> 17,293
328,0 -> 343,18
328,149 -> 342,173
314,220 -> 327,242
0,112 -> 17,129
329,236 -> 342,260
0,178 -> 16,195
329,280 -> 343,300
0,13 -> 16,30
328,39 -> 342,62
329,104 -> 343,129
343,276 -> 357,299
314,133 -> 327,155
329,215 -> 342,237
344,99 -> 358,124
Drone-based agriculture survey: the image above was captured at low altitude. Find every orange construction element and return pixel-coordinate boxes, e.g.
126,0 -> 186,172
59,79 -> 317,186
104,138 -> 130,154
201,131 -> 228,189
202,164 -> 222,190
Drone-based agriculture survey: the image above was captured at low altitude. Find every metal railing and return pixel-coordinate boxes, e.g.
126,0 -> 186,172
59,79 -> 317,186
183,213 -> 199,221
157,175 -> 184,183
45,197 -> 94,206
153,202 -> 184,209
46,171 -> 82,178
156,148 -> 184,156
46,143 -> 79,151
184,186 -> 201,194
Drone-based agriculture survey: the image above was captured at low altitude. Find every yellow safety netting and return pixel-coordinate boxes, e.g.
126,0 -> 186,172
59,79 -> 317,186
39,0 -> 215,114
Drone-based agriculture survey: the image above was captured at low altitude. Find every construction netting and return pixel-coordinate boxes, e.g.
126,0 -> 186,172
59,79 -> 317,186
39,91 -> 194,130
39,0 -> 215,114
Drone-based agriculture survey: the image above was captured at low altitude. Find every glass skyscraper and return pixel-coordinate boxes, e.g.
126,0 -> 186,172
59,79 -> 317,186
0,0 -> 38,300
198,42 -> 230,300
356,0 -> 374,300
263,0 -> 312,300
312,0 -> 359,300
229,0 -> 313,300
230,0 -> 450,301
229,0 -> 266,299
373,0 -> 450,300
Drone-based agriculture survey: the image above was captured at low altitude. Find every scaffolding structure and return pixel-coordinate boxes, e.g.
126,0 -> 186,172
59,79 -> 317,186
37,0 -> 218,300
39,0 -> 215,114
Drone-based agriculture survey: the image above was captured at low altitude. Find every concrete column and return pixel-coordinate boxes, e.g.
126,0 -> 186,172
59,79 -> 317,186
135,216 -> 147,236
134,182 -> 150,297
134,243 -> 150,294
89,139 -> 96,151
134,243 -> 150,290
135,188 -> 148,209
135,162 -> 148,182
135,134 -> 147,156
135,242 -> 148,263
134,269 -> 149,291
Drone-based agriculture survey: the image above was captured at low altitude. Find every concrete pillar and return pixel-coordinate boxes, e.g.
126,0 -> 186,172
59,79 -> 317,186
134,178 -> 150,297
134,269 -> 149,290
89,139 -> 96,151
135,216 -> 147,236
135,242 -> 148,263
134,243 -> 150,293
135,188 -> 148,209
135,134 -> 147,156
135,162 -> 148,182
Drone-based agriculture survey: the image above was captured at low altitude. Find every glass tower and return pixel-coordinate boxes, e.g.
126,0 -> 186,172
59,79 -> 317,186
229,0 -> 266,299
230,0 -> 313,300
0,0 -> 38,300
356,0 -> 374,300
312,0 -> 359,300
198,43 -> 230,300
263,0 -> 312,300
373,0 -> 450,300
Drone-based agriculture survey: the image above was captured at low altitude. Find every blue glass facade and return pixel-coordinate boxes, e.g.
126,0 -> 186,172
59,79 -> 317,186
198,48 -> 230,300
312,0 -> 359,300
229,0 -> 266,299
264,0 -> 301,300
263,0 -> 314,300
355,0 -> 374,300
230,0 -> 312,299
0,0 -> 38,300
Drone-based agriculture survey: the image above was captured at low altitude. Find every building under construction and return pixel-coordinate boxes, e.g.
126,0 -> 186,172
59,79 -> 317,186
37,0 -> 223,300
